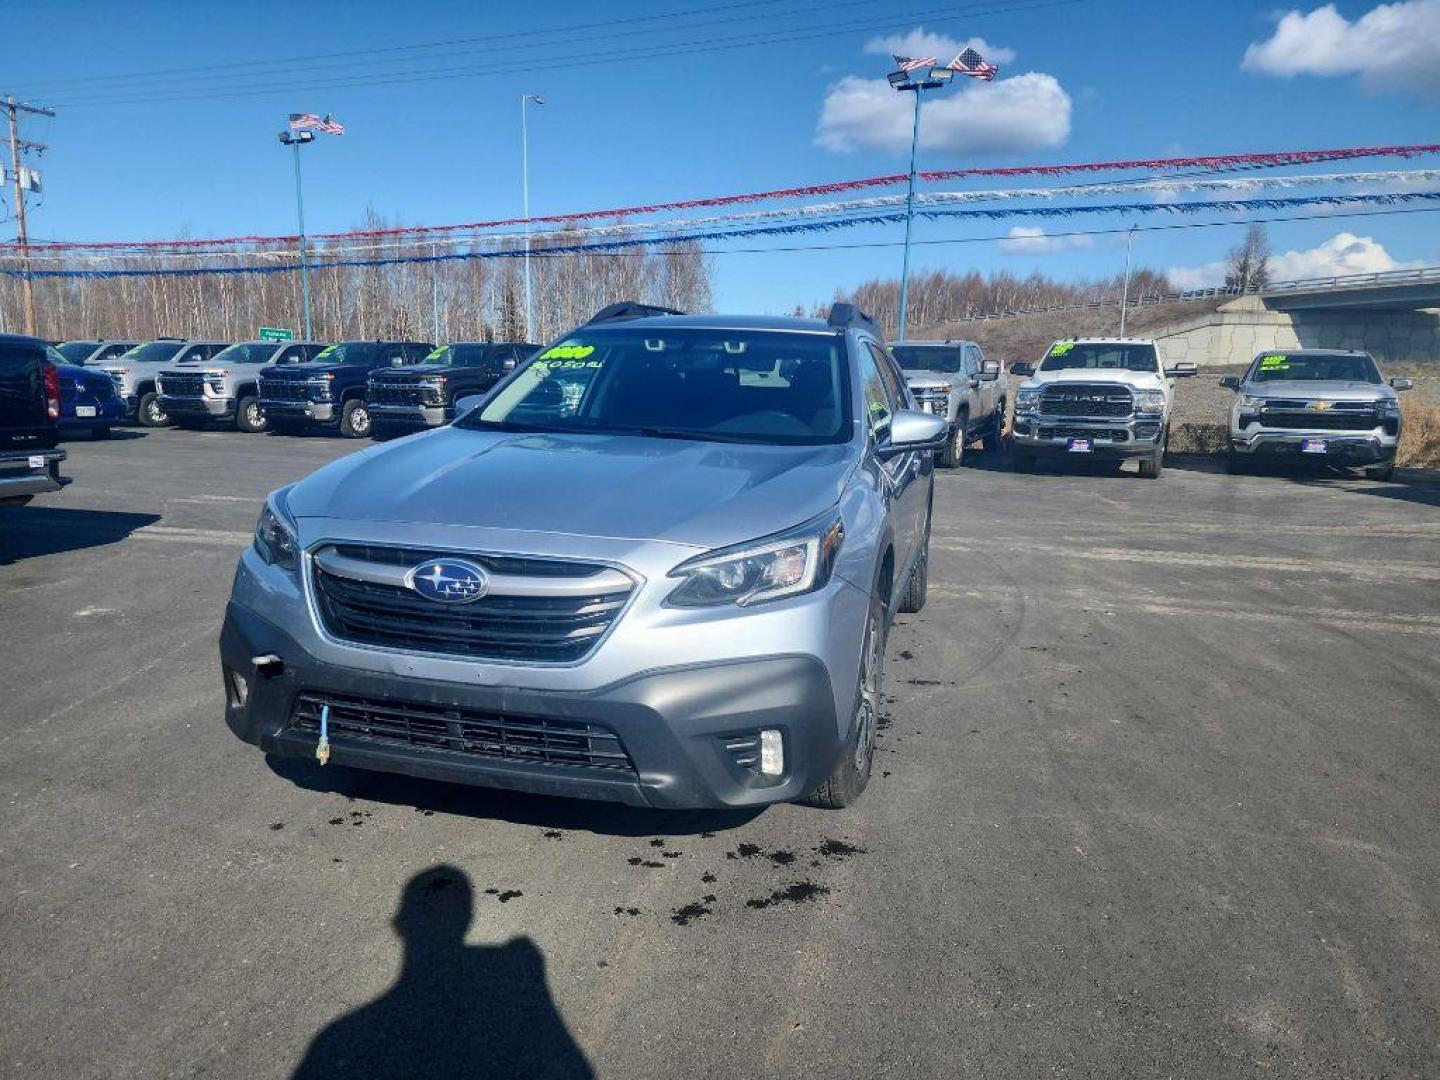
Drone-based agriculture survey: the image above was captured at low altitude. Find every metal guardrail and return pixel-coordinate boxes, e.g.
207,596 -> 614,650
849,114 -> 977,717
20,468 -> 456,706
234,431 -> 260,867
952,265 -> 1440,323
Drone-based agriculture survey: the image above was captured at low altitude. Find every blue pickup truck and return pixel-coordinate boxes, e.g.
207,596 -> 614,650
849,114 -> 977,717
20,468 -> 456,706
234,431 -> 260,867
48,348 -> 126,440
257,340 -> 433,438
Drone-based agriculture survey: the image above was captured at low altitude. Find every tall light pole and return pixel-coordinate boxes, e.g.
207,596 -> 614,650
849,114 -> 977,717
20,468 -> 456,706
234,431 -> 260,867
889,65 -> 953,342
1118,223 -> 1137,337
278,128 -> 316,339
520,93 -> 544,340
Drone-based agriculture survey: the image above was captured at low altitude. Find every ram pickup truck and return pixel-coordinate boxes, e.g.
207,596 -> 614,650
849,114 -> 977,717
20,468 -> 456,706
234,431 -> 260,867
258,340 -> 434,438
222,301 -> 948,810
54,353 -> 126,440
157,339 -> 328,432
367,341 -> 539,438
0,334 -> 67,507
1221,349 -> 1413,481
1009,338 -> 1196,478
97,338 -> 232,426
891,339 -> 1004,467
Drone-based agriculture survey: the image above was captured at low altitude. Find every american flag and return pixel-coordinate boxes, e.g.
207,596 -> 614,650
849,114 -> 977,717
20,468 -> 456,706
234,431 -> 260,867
947,48 -> 999,80
289,112 -> 346,135
892,54 -> 938,73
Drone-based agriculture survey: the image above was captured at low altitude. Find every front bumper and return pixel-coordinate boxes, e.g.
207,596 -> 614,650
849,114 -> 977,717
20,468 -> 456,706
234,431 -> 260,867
0,448 -> 67,500
61,401 -> 126,429
220,602 -> 844,809
1229,428 -> 1397,464
1011,413 -> 1164,457
159,394 -> 235,420
259,400 -> 336,424
370,403 -> 448,428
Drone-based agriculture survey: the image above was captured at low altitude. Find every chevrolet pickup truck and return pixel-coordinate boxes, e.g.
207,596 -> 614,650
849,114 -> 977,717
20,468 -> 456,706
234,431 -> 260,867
891,339 -> 1004,467
1010,338 -> 1196,478
97,338 -> 232,426
258,340 -> 433,438
1221,349 -> 1413,481
1,334 -> 67,507
366,341 -> 538,438
157,339 -> 327,432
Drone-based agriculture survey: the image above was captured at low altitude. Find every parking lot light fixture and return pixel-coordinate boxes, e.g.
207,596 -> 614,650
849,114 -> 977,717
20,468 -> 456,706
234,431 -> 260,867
890,69 -> 955,340
278,128 -> 317,340
521,93 -> 545,340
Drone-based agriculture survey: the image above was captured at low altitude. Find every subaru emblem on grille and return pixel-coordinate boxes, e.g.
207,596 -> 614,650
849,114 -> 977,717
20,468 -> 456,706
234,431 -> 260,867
406,559 -> 488,604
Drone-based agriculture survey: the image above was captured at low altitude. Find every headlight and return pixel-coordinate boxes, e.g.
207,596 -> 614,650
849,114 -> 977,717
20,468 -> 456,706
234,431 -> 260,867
667,509 -> 845,608
1376,398 -> 1400,415
1016,388 -> 1042,410
1134,389 -> 1166,415
204,376 -> 225,393
253,489 -> 300,571
1239,394 -> 1267,409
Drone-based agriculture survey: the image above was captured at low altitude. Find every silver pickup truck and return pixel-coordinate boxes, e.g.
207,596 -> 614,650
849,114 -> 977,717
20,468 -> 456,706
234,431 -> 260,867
890,340 -> 1004,467
1221,349 -> 1412,480
157,340 -> 327,432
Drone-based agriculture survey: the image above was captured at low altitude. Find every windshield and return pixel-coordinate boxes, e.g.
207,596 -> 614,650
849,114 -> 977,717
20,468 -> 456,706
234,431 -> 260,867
1039,342 -> 1158,373
1249,352 -> 1381,383
121,341 -> 185,363
459,328 -> 849,445
892,345 -> 965,374
56,342 -> 96,363
419,345 -> 495,366
212,343 -> 278,365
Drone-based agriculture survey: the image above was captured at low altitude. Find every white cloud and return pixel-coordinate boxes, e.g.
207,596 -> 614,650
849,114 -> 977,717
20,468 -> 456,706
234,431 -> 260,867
997,226 -> 1094,254
1242,1 -> 1440,97
1166,232 -> 1426,289
864,28 -> 1016,66
816,72 -> 1071,156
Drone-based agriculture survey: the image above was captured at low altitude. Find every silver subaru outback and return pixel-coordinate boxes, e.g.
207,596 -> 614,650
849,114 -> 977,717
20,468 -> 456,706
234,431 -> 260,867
221,303 -> 947,810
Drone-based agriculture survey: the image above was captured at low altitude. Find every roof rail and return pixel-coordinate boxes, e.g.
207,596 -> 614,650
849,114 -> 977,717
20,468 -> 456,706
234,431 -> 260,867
827,302 -> 880,338
585,301 -> 685,325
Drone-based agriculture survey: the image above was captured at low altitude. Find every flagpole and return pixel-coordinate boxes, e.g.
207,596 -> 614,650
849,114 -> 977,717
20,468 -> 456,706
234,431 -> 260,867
292,138 -> 313,341
897,86 -> 922,342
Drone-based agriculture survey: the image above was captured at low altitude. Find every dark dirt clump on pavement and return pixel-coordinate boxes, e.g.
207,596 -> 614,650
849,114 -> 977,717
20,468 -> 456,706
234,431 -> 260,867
746,881 -> 831,909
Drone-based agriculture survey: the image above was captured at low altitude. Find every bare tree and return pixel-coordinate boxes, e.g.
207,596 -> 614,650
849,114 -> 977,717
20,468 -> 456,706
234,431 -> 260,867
1224,224 -> 1271,291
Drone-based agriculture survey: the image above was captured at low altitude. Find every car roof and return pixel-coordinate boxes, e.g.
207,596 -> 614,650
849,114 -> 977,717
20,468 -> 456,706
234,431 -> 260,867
0,333 -> 48,349
584,313 -> 839,335
1053,337 -> 1157,345
891,339 -> 977,347
1252,348 -> 1370,356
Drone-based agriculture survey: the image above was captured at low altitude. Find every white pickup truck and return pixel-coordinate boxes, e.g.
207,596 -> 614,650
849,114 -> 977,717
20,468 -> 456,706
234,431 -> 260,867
1009,338 -> 1196,478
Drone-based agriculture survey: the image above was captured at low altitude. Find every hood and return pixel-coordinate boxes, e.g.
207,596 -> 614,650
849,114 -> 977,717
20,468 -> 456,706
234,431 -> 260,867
1240,379 -> 1395,402
904,369 -> 962,390
370,363 -> 455,379
286,426 -> 855,549
1023,368 -> 1166,391
264,361 -> 351,377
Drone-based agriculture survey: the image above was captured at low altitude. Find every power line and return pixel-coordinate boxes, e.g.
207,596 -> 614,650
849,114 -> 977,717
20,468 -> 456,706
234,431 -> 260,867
49,0 -> 1082,108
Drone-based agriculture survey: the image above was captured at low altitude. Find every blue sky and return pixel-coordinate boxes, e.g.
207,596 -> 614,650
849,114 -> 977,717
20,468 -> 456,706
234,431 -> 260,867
6,0 -> 1440,312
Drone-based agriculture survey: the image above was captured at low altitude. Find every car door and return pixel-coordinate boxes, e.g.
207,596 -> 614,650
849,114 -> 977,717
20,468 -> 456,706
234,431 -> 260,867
863,343 -> 924,577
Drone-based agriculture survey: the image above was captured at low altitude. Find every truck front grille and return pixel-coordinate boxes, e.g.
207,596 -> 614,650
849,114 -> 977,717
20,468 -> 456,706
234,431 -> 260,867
1037,425 -> 1129,442
309,544 -> 635,663
1039,384 -> 1133,418
368,381 -> 428,406
259,378 -> 314,404
161,373 -> 206,398
290,692 -> 635,773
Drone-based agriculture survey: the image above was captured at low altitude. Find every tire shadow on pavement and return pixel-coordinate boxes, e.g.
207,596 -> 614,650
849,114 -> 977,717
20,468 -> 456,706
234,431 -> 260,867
0,507 -> 162,564
265,754 -> 763,838
291,865 -> 595,1080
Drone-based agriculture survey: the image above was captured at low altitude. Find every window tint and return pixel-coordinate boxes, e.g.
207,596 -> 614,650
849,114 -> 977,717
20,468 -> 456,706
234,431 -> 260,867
1248,352 -> 1381,383
1039,342 -> 1158,373
891,344 -> 964,374
56,342 -> 96,363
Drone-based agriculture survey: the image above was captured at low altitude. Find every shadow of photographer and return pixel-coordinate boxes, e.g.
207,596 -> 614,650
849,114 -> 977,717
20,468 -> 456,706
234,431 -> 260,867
292,865 -> 594,1080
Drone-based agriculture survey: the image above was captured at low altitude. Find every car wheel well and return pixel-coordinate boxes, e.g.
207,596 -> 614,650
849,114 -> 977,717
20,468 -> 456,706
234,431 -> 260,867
136,379 -> 156,395
878,546 -> 895,604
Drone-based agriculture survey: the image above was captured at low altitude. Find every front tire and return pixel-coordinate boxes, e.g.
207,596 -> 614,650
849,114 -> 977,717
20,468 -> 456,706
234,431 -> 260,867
92,426 -> 113,441
137,391 -> 168,427
1138,450 -> 1164,478
897,532 -> 929,615
938,419 -> 966,468
236,395 -> 267,433
799,594 -> 884,810
1364,461 -> 1396,481
339,399 -> 371,439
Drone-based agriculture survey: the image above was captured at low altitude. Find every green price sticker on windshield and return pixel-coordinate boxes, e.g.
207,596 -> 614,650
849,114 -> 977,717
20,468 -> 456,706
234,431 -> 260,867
315,345 -> 338,359
425,346 -> 449,361
540,344 -> 595,361
1048,342 -> 1076,357
1259,354 -> 1289,369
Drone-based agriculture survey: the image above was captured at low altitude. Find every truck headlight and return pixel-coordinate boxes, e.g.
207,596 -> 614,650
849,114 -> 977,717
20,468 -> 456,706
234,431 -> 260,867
666,510 -> 844,608
1016,388 -> 1042,411
1134,390 -> 1166,415
1376,398 -> 1400,416
204,376 -> 225,393
1239,394 -> 1267,409
253,489 -> 300,571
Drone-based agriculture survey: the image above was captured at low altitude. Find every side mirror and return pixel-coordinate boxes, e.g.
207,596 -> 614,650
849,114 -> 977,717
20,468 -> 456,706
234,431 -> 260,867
1391,377 -> 1414,391
981,359 -> 1001,375
1169,362 -> 1198,378
454,394 -> 485,417
1218,375 -> 1241,391
968,376 -> 981,390
877,409 -> 948,458
1010,361 -> 1036,378
978,370 -> 999,382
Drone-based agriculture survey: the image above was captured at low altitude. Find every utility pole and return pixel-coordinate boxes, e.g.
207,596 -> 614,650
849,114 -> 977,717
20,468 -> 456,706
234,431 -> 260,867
4,95 -> 55,337
1118,224 -> 1136,337
520,93 -> 544,340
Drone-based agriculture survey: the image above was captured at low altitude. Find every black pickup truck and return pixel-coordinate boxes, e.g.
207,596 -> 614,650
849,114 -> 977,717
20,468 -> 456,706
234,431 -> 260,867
1,333 -> 67,507
365,341 -> 538,438
257,340 -> 433,438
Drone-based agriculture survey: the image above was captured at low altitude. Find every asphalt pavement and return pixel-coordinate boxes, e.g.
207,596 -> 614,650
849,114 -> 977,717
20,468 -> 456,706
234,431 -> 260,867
2,428 -> 1439,1079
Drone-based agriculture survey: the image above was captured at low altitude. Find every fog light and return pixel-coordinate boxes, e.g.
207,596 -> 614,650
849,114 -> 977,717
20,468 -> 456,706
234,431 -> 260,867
225,667 -> 249,708
759,729 -> 784,776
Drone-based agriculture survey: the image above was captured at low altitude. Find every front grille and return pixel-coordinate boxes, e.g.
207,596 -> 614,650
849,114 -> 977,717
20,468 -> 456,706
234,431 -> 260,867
260,378 -> 314,404
1039,383 -> 1133,418
310,545 -> 634,663
162,373 -> 206,397
1038,425 -> 1129,442
1258,411 -> 1378,431
368,381 -> 429,406
291,692 -> 635,773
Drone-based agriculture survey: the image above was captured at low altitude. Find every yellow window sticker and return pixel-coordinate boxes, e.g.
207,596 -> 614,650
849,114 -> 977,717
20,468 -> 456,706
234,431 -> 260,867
1048,342 -> 1076,357
425,346 -> 449,361
539,344 -> 595,361
315,345 -> 338,360
1258,354 -> 1290,369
